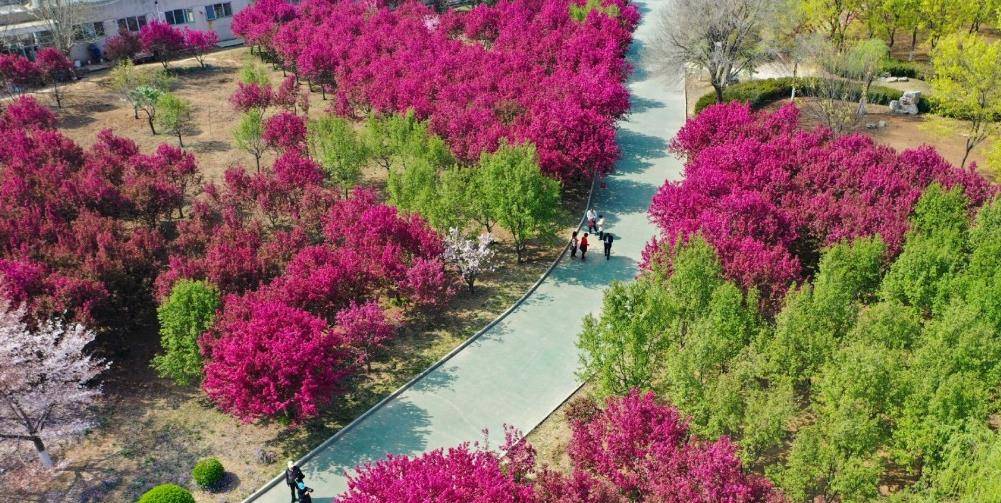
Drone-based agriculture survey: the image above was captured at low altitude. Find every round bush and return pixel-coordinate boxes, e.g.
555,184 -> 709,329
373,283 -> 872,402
137,484 -> 195,503
192,457 -> 226,489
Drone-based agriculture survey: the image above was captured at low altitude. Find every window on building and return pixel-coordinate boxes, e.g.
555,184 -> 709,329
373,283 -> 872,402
117,15 -> 148,33
204,2 -> 232,21
73,22 -> 106,41
165,8 -> 194,25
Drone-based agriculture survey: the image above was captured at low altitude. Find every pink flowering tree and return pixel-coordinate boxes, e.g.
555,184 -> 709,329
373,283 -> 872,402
0,114 -> 199,328
35,48 -> 73,109
0,96 -> 57,130
339,391 -> 778,502
103,30 -> 142,62
263,110 -> 306,153
139,21 -> 186,69
648,102 -> 996,306
548,391 -> 779,502
0,54 -> 40,97
340,443 -> 537,502
230,82 -> 274,112
183,28 -> 219,69
201,296 -> 353,421
235,0 -> 639,180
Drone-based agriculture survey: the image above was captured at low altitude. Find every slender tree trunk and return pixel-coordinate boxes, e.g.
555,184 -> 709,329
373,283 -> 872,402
254,154 -> 261,173
909,28 -> 918,61
713,83 -> 724,102
961,138 -> 974,168
133,105 -> 139,120
147,115 -> 156,134
32,436 -> 53,468
177,131 -> 184,148
888,27 -> 896,48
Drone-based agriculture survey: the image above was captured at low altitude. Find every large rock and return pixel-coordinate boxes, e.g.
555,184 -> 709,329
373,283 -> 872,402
890,91 -> 921,115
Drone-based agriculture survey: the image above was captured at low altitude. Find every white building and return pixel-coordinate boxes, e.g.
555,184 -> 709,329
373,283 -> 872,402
0,0 -> 251,65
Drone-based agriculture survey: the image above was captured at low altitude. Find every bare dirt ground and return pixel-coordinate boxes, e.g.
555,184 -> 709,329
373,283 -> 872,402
1,47 -> 589,502
54,47 -> 277,181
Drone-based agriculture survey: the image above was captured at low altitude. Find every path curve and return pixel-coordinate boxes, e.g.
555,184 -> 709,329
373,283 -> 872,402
245,1 -> 683,499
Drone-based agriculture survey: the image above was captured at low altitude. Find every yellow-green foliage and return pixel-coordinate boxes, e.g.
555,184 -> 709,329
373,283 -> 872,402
569,0 -> 619,22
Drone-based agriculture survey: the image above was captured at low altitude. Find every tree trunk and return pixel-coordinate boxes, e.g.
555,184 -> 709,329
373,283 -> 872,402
713,83 -> 724,103
254,154 -> 261,173
32,436 -> 53,468
177,131 -> 184,148
909,28 -> 918,61
961,139 -> 974,168
147,115 -> 156,134
52,83 -> 62,108
888,27 -> 897,48
134,105 -> 139,120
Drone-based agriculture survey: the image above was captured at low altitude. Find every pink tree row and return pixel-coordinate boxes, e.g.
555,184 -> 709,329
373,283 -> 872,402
103,22 -> 218,68
155,148 -> 453,420
233,0 -> 639,180
340,391 -> 779,502
0,96 -> 199,328
647,102 -> 996,305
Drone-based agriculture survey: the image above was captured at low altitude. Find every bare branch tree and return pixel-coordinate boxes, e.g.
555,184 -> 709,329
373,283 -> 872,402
804,37 -> 887,134
0,300 -> 107,468
647,0 -> 778,101
29,0 -> 97,56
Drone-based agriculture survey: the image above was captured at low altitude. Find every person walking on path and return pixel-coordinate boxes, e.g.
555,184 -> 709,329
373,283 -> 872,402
295,480 -> 315,503
580,233 -> 590,261
597,215 -> 606,239
570,230 -> 579,258
586,207 -> 598,233
285,461 -> 305,502
603,232 -> 614,260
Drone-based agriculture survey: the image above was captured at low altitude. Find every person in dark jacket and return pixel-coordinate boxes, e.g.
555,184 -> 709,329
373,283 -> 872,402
296,480 -> 314,503
570,230 -> 579,258
285,461 -> 305,502
603,232 -> 614,260
580,233 -> 590,261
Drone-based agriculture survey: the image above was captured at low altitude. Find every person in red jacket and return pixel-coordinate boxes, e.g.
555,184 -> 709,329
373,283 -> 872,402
580,233 -> 590,261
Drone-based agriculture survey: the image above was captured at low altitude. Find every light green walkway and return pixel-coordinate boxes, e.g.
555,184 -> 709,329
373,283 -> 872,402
245,1 -> 683,500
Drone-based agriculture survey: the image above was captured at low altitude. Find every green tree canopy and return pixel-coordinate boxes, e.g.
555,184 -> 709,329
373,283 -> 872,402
152,279 -> 221,386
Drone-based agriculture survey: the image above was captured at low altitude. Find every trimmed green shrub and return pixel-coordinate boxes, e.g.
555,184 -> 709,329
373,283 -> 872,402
137,484 -> 195,503
880,59 -> 925,79
192,457 -> 226,489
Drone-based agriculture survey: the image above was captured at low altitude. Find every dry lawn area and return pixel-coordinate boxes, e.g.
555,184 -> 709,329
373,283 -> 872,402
0,46 -> 588,502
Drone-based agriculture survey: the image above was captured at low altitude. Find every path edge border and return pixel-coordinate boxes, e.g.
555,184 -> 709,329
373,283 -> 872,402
242,174 -> 599,502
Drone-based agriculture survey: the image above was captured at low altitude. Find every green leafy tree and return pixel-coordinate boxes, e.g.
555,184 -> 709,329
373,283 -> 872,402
155,93 -> 194,147
109,61 -> 174,120
478,143 -> 560,262
931,34 -> 1001,167
234,109 -> 267,173
363,111 -> 453,171
308,115 -> 369,195
152,279 -> 221,386
879,184 -> 970,315
240,61 -> 271,86
764,236 -> 886,387
130,85 -> 164,135
577,277 -> 674,397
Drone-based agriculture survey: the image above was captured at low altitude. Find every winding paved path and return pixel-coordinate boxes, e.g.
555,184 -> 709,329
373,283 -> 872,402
245,1 -> 683,500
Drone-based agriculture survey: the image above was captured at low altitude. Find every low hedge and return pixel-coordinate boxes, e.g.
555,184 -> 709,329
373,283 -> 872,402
137,484 -> 195,503
694,77 -> 934,114
880,59 -> 926,80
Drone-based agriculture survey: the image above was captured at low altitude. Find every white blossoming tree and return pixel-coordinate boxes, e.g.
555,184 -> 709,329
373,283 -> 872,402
0,300 -> 107,468
442,228 -> 497,292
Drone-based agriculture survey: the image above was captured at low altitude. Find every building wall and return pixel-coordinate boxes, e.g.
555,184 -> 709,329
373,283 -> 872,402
71,0 -> 250,62
1,0 -> 250,64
